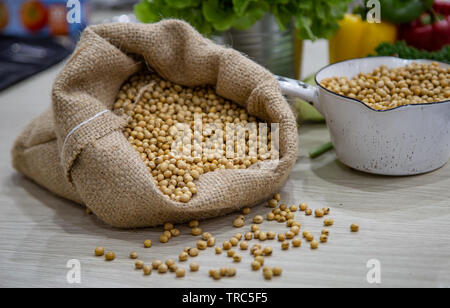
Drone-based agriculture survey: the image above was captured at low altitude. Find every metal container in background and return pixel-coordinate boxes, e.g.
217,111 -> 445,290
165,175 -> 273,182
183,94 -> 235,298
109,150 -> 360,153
213,14 -> 302,79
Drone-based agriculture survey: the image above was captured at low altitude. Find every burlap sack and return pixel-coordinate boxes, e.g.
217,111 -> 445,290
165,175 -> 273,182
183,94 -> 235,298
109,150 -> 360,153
12,20 -> 298,228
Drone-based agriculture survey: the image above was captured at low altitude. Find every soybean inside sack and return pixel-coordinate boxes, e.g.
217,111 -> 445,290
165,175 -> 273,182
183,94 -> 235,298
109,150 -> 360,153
11,20 -> 298,228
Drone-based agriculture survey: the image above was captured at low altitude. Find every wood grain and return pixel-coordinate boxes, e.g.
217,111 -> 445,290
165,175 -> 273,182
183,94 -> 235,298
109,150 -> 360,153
1,62 -> 449,288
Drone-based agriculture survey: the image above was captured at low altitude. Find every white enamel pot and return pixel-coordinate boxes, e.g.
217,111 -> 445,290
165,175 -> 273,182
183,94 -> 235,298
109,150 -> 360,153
277,57 -> 450,176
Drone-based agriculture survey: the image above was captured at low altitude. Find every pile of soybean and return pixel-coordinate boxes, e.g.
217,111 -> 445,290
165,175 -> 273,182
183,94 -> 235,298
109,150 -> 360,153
320,62 -> 449,111
113,72 -> 276,203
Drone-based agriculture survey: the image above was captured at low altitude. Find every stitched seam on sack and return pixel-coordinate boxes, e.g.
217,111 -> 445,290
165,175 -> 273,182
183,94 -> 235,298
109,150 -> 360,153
61,110 -> 109,157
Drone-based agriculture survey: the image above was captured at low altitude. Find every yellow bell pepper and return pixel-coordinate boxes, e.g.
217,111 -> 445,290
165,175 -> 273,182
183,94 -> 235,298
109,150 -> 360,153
329,14 -> 397,64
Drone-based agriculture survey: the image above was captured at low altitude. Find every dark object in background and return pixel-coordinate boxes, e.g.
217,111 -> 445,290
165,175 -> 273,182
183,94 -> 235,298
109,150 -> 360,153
0,36 -> 73,91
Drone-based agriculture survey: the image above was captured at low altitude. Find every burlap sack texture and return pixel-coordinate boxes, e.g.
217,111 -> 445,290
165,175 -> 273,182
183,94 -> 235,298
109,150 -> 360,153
12,20 -> 298,228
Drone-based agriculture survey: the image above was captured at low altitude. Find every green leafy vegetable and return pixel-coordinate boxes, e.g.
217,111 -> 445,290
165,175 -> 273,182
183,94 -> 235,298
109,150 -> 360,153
375,41 -> 450,63
294,0 -> 350,40
134,0 -> 160,23
134,0 -> 352,40
202,0 -> 236,31
165,0 -> 202,9
135,0 -> 212,34
233,2 -> 268,30
233,0 -> 257,16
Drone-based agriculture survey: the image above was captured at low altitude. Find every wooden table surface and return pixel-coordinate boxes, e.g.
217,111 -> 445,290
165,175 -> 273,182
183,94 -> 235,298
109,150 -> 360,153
1,61 -> 449,288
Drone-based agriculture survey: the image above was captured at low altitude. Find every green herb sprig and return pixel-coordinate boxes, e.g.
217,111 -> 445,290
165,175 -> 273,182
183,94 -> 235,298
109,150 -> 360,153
375,41 -> 450,63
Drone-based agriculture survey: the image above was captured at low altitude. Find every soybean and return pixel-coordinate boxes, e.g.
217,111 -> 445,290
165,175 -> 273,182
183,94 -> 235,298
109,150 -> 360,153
95,246 -> 105,257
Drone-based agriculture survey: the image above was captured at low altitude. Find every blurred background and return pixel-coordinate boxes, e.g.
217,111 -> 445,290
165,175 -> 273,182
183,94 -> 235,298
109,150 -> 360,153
0,0 -> 138,91
1,0 -> 448,111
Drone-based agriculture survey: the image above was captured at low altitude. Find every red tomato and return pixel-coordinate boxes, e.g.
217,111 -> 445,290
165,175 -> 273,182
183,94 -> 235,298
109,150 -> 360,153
20,0 -> 48,32
0,2 -> 9,31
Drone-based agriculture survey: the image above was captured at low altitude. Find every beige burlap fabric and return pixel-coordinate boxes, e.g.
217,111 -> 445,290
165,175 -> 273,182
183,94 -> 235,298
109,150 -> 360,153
12,20 -> 298,228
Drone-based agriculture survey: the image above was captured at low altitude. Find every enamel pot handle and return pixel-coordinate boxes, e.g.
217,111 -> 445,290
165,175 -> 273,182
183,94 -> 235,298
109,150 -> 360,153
276,75 -> 323,116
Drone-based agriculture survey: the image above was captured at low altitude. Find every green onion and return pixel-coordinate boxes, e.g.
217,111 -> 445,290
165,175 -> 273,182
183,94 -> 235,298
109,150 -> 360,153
309,142 -> 333,159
